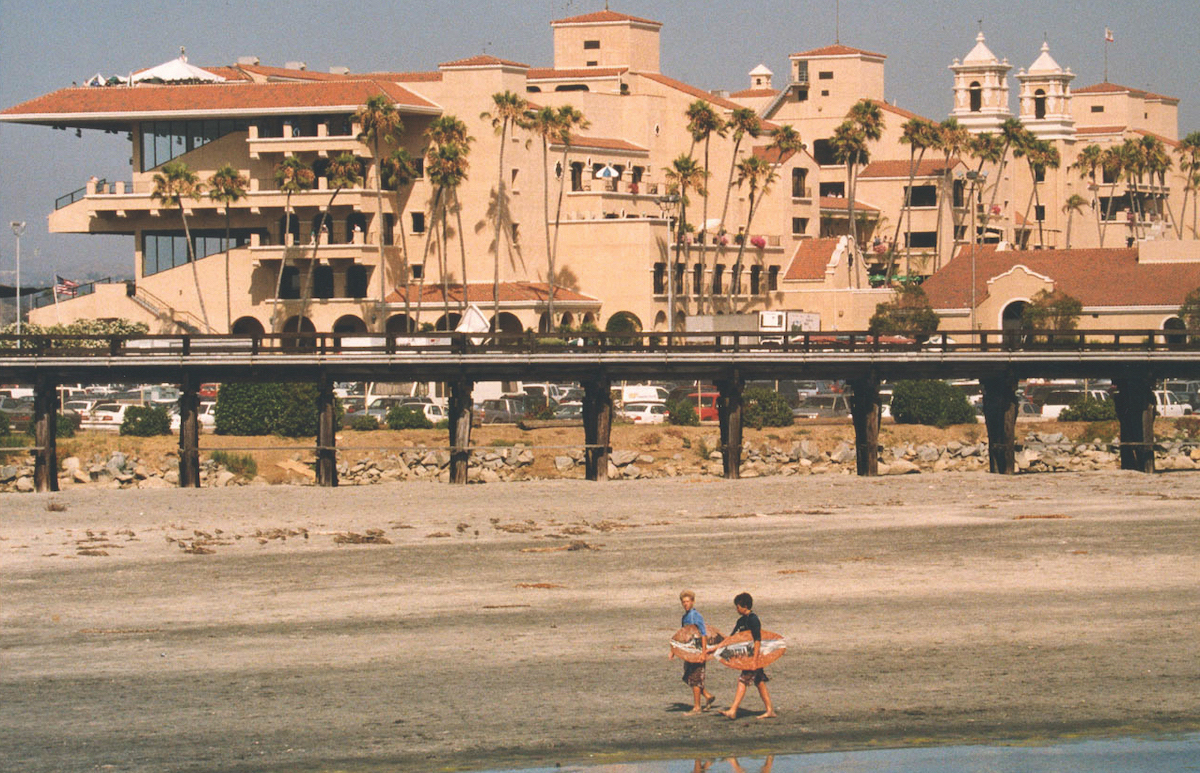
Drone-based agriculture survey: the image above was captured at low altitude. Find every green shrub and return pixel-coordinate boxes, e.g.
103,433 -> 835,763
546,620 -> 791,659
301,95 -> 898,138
743,387 -> 794,429
120,405 -> 171,436
386,405 -> 433,430
1059,397 -> 1117,422
209,450 -> 258,478
890,380 -> 977,427
215,383 -> 342,437
24,414 -> 76,439
348,414 -> 380,431
666,398 -> 699,426
0,411 -> 9,436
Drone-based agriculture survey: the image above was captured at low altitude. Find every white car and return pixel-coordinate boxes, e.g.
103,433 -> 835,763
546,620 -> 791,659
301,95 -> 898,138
170,401 -> 217,432
1154,390 -> 1192,418
620,401 -> 668,424
1040,389 -> 1110,420
81,402 -> 132,430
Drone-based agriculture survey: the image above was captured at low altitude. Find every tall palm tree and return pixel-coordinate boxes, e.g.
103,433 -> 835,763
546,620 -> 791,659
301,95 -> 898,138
1072,144 -> 1105,246
983,118 -> 1026,245
1062,194 -> 1088,249
727,155 -> 777,307
151,160 -> 209,331
934,118 -> 969,270
830,121 -> 869,285
1099,146 -> 1125,246
1141,134 -> 1174,230
548,105 -> 589,326
716,108 -> 764,241
685,100 -> 726,313
1019,138 -> 1060,249
664,154 -> 708,307
298,153 -> 362,330
425,116 -> 473,325
381,148 -> 418,331
1120,138 -> 1148,240
270,156 -> 314,331
526,106 -> 562,329
886,117 -> 936,284
965,131 -> 1004,247
1175,131 -> 1200,239
207,164 -> 248,331
481,91 -> 529,330
355,94 -> 402,324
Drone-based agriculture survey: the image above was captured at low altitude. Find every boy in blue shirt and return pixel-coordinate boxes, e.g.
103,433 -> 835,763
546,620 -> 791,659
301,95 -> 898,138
669,589 -> 716,714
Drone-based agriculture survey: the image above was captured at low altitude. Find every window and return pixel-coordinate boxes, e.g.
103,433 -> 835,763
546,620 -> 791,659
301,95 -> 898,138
692,263 -> 703,296
139,119 -> 249,171
821,90 -> 830,97
511,223 -> 520,243
768,265 -> 780,291
906,231 -> 937,249
969,82 -> 982,112
791,168 -> 809,198
383,213 -> 395,246
906,185 -> 937,208
1034,166 -> 1045,183
795,61 -> 809,83
313,265 -> 334,299
586,61 -> 598,67
584,40 -> 600,50
795,89 -> 808,102
510,168 -> 519,190
1034,205 -> 1046,222
812,139 -> 837,166
411,264 -> 424,280
279,266 -> 301,299
345,265 -> 369,298
819,181 -> 845,197
818,71 -> 833,80
410,211 -> 425,234
712,264 -> 724,295
141,229 -> 255,277
1102,167 -> 1117,184
792,217 -> 809,235
750,265 -> 762,295
413,157 -> 425,178
1091,105 -> 1105,113
953,179 -> 966,209
1034,89 -> 1047,120
653,263 -> 666,295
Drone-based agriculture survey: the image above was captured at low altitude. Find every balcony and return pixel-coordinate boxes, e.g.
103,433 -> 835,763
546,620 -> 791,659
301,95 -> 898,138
247,121 -> 365,159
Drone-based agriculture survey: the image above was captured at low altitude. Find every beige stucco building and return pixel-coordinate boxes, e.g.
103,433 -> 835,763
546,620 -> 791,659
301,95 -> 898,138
2,9 -> 1197,338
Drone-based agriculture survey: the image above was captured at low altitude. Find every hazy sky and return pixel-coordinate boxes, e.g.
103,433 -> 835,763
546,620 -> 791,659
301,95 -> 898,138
2,0 -> 1197,284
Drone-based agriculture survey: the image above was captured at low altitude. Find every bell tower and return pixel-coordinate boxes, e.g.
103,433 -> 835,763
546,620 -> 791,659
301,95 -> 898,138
1017,41 -> 1075,140
949,31 -> 1012,134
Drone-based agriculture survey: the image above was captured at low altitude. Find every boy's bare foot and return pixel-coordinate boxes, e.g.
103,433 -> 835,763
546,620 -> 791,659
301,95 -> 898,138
684,707 -> 703,716
756,710 -> 778,719
704,694 -> 717,710
719,709 -> 738,719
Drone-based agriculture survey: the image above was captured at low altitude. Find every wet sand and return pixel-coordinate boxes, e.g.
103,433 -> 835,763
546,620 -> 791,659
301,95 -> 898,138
2,472 -> 1199,772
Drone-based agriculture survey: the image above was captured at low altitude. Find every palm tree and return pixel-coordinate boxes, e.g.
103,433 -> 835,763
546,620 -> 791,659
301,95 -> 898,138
716,108 -> 764,241
547,105 -> 589,326
1099,146 -> 1125,246
1062,194 -> 1088,249
664,154 -> 708,306
727,155 -> 778,307
424,116 -> 473,325
481,91 -> 529,330
934,118 -> 969,270
298,153 -> 362,330
526,106 -> 563,329
206,164 -> 248,331
1175,131 -> 1200,239
1120,138 -> 1148,240
685,100 -> 726,313
885,117 -> 936,284
965,132 -> 1004,247
1141,134 -> 1174,230
1072,144 -> 1105,246
381,148 -> 418,331
830,121 -> 869,285
1020,138 -> 1060,249
151,160 -> 209,331
983,118 -> 1026,245
355,94 -> 403,323
270,156 -> 314,331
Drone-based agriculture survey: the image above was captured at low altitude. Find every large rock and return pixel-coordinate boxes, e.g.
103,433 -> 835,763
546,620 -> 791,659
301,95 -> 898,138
610,450 -> 639,467
554,456 -> 574,471
0,465 -> 17,483
15,476 -> 34,492
61,457 -> 81,472
830,442 -> 856,464
71,468 -> 92,484
214,471 -> 237,487
887,459 -> 921,475
917,445 -> 941,463
137,476 -> 171,489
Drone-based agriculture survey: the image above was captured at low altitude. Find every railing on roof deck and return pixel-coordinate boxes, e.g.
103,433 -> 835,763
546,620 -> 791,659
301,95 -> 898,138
55,179 -> 105,210
29,277 -> 120,310
1,329 -> 1198,358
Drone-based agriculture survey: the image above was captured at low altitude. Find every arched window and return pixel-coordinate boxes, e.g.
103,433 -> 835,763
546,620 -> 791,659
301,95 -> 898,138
969,82 -> 982,113
1034,89 -> 1047,120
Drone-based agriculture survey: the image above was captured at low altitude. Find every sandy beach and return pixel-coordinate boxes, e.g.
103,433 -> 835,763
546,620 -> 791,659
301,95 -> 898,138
2,471 -> 1199,772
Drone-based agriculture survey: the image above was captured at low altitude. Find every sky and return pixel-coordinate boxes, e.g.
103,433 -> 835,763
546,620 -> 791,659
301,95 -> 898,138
1,0 -> 1197,285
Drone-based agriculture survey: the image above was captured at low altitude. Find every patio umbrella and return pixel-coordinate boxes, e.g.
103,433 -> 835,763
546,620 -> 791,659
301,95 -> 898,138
594,164 -> 621,180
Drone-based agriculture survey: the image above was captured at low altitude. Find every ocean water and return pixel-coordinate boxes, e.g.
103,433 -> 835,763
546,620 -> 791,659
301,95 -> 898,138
477,733 -> 1200,773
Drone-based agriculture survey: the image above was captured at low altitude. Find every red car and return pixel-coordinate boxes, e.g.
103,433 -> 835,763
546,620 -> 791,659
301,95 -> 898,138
199,383 -> 219,399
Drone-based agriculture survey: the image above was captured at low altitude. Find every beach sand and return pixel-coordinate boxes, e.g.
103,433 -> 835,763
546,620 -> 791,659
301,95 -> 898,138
2,472 -> 1199,772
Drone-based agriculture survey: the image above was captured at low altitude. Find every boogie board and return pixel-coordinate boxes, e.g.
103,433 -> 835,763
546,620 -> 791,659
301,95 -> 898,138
710,629 -> 786,670
668,624 -> 724,663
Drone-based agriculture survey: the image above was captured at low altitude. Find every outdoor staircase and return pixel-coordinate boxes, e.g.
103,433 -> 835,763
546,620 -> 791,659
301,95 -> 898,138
129,285 -> 213,334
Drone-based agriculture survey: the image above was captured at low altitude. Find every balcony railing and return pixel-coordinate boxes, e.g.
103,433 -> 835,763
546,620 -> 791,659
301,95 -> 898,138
55,179 -> 106,210
30,276 -> 121,309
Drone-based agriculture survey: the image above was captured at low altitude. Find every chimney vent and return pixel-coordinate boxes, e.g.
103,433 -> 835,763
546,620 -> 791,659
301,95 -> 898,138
329,66 -> 350,75
284,61 -> 307,71
237,56 -> 260,66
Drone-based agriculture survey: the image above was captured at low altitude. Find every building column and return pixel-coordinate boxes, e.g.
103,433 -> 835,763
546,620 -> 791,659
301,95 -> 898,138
848,374 -> 881,476
1113,375 -> 1156,473
583,376 -> 612,481
178,375 -> 201,488
33,375 -> 59,493
448,378 -> 474,484
981,372 -> 1019,474
316,374 -> 338,487
717,375 -> 744,479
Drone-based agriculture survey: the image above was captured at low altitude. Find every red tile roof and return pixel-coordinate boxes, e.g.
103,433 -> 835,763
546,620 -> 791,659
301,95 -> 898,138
922,245 -> 1200,309
792,44 -> 886,60
237,64 -> 350,81
0,79 -> 439,120
527,67 -> 628,80
1074,82 -> 1178,103
204,66 -> 253,82
752,145 -> 798,165
820,196 -> 878,212
868,99 -> 930,123
551,10 -> 661,27
439,55 -> 530,69
730,88 -> 779,99
359,71 -> 444,83
385,282 -> 598,304
551,134 -> 648,153
783,238 -> 843,281
1133,129 -> 1181,149
859,158 -> 963,179
634,72 -> 778,129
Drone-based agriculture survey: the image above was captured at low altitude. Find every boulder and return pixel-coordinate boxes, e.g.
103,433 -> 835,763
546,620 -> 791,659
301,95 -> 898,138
62,457 -> 81,472
917,445 -> 941,463
71,468 -> 91,484
554,456 -> 574,471
137,476 -> 171,489
830,443 -> 856,464
0,465 -> 17,483
887,459 -> 921,475
610,450 -> 640,467
214,471 -> 237,487
15,476 -> 35,492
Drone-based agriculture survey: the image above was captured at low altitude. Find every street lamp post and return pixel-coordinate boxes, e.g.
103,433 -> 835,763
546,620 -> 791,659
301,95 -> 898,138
656,194 -> 681,336
962,171 -> 986,338
10,221 -> 25,338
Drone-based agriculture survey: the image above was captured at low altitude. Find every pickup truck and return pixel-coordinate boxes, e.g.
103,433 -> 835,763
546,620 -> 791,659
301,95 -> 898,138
1153,390 -> 1192,418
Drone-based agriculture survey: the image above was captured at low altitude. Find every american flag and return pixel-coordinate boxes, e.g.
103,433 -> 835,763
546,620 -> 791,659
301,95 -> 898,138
1105,28 -> 1114,43
54,274 -> 79,297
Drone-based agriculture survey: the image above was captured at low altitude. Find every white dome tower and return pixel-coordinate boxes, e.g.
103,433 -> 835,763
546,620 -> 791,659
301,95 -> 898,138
748,64 -> 773,90
1017,40 -> 1075,140
949,31 -> 1012,134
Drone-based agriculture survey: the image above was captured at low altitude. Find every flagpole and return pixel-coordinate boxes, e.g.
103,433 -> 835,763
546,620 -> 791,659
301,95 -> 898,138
53,269 -> 61,324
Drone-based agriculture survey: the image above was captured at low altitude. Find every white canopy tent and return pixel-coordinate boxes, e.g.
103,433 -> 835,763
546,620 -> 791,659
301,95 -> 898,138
131,51 -> 225,84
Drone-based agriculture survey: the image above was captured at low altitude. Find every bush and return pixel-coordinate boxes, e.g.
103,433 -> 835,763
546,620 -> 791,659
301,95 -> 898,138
24,414 -> 76,439
120,405 -> 171,436
215,383 -> 342,437
0,318 -> 149,349
209,450 -> 258,478
348,414 -> 380,431
890,380 -> 977,427
742,387 -> 794,429
666,398 -> 699,426
0,410 -> 9,436
386,405 -> 433,430
868,284 -> 940,338
1059,397 -> 1117,422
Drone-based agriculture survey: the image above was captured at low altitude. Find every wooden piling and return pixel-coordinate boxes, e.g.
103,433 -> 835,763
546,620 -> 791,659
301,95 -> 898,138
717,376 -> 744,479
448,378 -> 474,484
583,376 -> 612,481
849,374 -> 881,476
1113,375 -> 1156,473
33,375 -> 59,492
178,375 -> 201,488
316,374 -> 338,487
981,372 -> 1019,474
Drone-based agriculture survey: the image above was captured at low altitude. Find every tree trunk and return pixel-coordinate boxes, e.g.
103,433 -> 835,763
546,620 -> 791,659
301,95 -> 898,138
179,207 -> 210,332
886,146 -> 918,285
271,197 -> 293,333
493,120 -> 508,331
698,137 -> 711,315
541,138 -> 552,332
374,138 -> 387,324
456,190 -> 469,319
413,187 -> 443,331
549,147 -> 571,326
223,207 -> 232,332
299,189 -> 342,332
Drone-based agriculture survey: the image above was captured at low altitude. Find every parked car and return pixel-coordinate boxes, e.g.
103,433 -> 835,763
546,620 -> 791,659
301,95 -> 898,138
1162,380 -> 1200,411
1039,389 -> 1111,420
169,401 -> 216,432
81,402 -> 134,430
62,398 -> 101,420
0,396 -> 35,433
793,393 -> 853,420
683,392 -> 720,422
476,397 -> 527,424
554,402 -> 583,420
1153,390 -> 1192,418
619,401 -> 669,424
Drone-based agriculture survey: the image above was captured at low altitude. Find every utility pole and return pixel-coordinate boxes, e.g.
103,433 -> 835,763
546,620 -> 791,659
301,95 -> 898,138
10,221 -> 25,338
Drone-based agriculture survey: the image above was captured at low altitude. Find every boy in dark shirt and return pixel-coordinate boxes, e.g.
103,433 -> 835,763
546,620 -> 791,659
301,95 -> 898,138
715,592 -> 777,719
